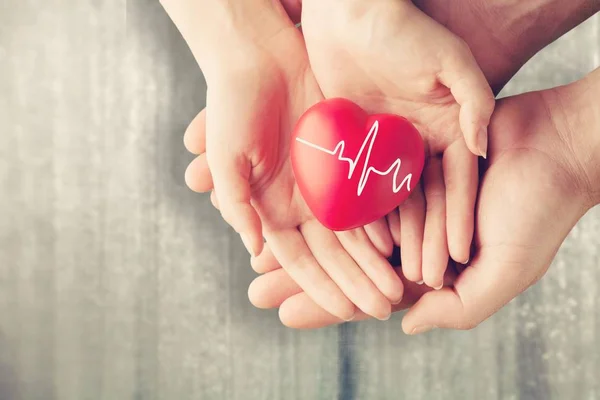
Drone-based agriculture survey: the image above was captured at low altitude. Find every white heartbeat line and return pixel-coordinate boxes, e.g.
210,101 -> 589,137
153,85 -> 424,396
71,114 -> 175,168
295,121 -> 413,196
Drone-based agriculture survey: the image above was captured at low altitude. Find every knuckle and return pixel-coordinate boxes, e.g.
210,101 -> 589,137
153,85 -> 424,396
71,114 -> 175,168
480,95 -> 496,117
287,252 -> 313,274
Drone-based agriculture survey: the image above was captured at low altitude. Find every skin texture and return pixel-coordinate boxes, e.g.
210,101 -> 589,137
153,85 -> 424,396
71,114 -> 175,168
162,0 -> 405,322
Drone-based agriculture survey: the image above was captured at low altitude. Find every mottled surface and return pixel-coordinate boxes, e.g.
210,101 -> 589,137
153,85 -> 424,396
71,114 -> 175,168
0,2 -> 598,400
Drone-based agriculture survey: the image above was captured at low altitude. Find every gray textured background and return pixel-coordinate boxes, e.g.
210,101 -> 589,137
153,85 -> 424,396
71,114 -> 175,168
0,2 -> 599,400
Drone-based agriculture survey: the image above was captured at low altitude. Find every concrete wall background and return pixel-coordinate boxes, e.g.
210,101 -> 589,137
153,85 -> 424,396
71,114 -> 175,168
0,2 -> 599,399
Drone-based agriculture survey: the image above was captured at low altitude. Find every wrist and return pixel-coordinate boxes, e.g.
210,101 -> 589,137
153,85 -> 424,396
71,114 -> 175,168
160,0 -> 290,80
551,69 -> 600,207
425,0 -> 600,93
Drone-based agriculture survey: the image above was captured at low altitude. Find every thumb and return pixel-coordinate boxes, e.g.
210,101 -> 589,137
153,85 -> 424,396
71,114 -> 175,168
438,40 -> 495,158
207,151 -> 263,257
401,249 -> 544,334
204,94 -> 264,257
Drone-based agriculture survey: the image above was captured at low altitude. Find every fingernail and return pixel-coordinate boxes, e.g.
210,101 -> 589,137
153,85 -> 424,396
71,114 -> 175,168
478,127 -> 488,159
410,325 -> 437,335
434,284 -> 443,291
416,280 -> 424,285
392,298 -> 403,305
378,313 -> 391,321
240,233 -> 255,257
344,314 -> 356,322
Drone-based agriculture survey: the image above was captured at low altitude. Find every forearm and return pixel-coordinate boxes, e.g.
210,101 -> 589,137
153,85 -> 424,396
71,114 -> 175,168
494,0 -> 600,74
419,0 -> 600,93
160,0 -> 287,80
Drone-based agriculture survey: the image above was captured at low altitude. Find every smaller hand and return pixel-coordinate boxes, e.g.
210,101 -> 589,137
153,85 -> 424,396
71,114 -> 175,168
301,0 -> 495,289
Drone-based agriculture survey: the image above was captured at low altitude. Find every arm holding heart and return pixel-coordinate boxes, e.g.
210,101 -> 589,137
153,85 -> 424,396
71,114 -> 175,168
161,0 -> 408,322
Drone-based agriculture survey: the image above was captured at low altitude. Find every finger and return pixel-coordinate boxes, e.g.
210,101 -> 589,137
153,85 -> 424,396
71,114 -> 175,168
364,218 -> 394,257
185,153 -> 213,193
422,158 -> 449,290
265,227 -> 356,322
335,228 -> 404,305
438,42 -> 496,158
248,268 -> 302,309
278,268 -> 459,329
386,208 -> 401,247
250,243 -> 280,273
210,190 -> 219,210
401,250 -> 532,335
183,108 -> 207,155
443,141 -> 477,264
399,182 -> 425,283
300,220 -> 392,321
205,149 -> 263,256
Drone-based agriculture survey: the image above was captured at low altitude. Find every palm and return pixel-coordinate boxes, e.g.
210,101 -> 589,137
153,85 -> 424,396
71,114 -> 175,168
472,93 -> 588,290
233,34 -> 320,228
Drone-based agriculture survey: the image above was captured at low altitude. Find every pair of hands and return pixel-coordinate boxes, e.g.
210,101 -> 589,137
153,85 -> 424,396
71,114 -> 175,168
162,0 -> 600,331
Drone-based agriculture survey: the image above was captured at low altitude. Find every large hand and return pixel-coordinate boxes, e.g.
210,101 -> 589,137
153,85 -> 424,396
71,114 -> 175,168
247,69 -> 600,330
402,71 -> 600,333
167,1 -> 404,321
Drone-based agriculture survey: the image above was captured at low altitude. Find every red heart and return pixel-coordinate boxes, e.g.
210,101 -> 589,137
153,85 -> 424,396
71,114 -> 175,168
291,98 -> 425,231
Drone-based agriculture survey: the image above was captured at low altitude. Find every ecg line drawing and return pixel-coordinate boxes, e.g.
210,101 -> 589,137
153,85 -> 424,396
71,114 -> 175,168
295,121 -> 413,196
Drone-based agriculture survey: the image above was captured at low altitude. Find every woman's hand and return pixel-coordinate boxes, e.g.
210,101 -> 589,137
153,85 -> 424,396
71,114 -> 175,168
163,0 -> 404,321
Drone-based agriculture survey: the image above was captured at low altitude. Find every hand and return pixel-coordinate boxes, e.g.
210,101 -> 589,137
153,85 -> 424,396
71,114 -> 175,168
247,69 -> 600,330
168,1 -> 405,321
301,0 -> 495,288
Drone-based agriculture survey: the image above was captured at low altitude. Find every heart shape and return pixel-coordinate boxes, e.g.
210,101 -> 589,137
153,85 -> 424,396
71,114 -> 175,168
291,98 -> 425,231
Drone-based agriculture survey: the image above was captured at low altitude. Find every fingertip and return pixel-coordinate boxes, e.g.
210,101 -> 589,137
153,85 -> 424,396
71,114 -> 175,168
247,278 -> 268,309
388,279 -> 405,306
210,190 -> 219,209
183,108 -> 207,154
250,244 -> 279,273
239,212 -> 263,257
248,269 -> 303,309
185,154 -> 213,193
477,126 -> 488,159
364,219 -> 394,257
279,294 -> 352,329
